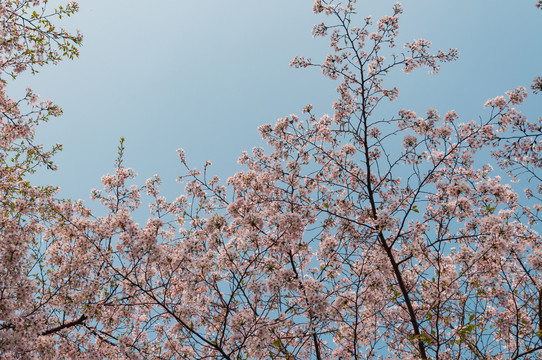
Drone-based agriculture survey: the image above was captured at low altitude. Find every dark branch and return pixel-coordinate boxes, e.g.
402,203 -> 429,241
41,314 -> 87,336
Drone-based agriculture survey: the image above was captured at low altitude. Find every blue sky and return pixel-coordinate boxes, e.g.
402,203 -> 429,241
12,0 -> 542,203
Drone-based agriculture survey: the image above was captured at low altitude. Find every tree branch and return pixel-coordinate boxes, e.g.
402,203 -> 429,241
41,314 -> 88,336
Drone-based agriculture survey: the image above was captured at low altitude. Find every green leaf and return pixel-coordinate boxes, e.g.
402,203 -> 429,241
460,324 -> 476,336
420,333 -> 432,345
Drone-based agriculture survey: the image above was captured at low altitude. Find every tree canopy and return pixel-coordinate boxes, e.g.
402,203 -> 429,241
1,0 -> 541,359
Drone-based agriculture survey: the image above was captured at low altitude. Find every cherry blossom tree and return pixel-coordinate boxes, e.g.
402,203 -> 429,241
2,0 -> 542,359
0,0 -> 88,357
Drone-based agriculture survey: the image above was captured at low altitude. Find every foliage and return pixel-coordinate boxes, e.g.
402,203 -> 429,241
0,0 -> 84,357
1,0 -> 541,359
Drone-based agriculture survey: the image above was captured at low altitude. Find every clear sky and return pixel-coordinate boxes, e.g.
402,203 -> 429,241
11,0 -> 542,204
